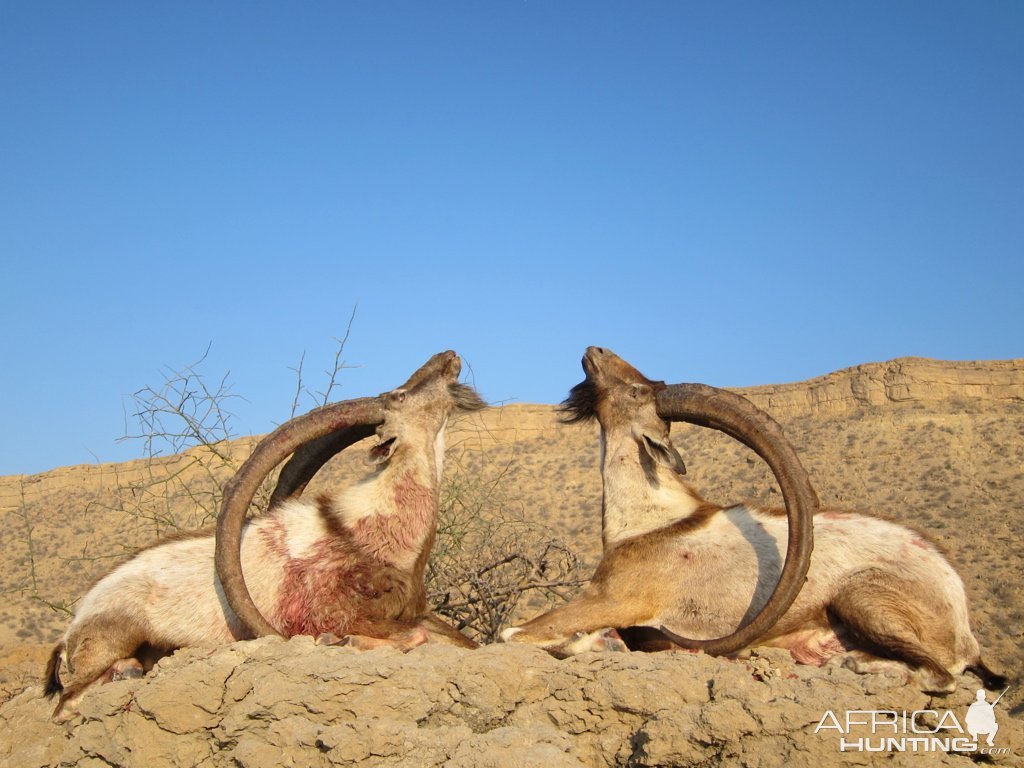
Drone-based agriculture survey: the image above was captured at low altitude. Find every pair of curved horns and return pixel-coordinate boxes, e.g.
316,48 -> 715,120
215,351 -> 817,653
214,351 -> 457,639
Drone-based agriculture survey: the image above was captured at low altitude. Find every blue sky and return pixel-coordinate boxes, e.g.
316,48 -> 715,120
2,2 -> 1021,475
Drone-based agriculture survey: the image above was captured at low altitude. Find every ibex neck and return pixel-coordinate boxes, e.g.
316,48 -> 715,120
599,431 -> 708,548
335,439 -> 444,571
385,419 -> 448,491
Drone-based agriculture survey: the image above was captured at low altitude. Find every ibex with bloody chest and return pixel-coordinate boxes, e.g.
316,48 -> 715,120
45,351 -> 483,719
503,347 -> 1004,694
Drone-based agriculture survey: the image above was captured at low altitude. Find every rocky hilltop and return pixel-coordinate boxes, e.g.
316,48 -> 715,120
741,357 -> 1024,416
1,357 -> 1022,767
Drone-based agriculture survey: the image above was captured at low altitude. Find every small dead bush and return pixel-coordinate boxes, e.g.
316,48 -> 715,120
427,454 -> 586,644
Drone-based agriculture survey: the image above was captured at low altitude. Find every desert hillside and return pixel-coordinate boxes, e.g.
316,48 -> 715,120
1,357 -> 1022,767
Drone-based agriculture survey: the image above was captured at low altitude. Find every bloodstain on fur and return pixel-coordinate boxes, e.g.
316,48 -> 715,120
257,517 -> 289,559
821,510 -> 851,520
351,473 -> 435,563
786,632 -> 851,666
269,474 -> 436,638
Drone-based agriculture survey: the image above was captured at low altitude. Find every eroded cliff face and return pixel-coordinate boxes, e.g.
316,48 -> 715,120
4,638 -> 1019,768
740,358 -> 1024,416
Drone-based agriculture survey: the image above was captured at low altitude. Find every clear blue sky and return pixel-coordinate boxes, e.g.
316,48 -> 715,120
2,2 -> 1021,475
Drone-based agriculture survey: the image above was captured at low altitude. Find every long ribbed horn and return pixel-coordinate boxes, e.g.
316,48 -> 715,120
215,351 -> 459,639
215,397 -> 385,638
268,425 -> 376,508
655,383 -> 817,655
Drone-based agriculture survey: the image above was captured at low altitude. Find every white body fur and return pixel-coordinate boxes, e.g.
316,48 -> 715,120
62,475 -> 424,651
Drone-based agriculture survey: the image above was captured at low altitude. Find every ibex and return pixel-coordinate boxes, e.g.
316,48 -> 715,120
45,351 -> 483,719
503,347 -> 1004,694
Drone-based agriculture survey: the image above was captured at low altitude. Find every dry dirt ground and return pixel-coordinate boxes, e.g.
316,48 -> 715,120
1,357 -> 1021,767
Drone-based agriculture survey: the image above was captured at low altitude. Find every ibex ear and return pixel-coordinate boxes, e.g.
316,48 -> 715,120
629,383 -> 652,400
634,428 -> 687,475
367,436 -> 398,465
386,389 -> 408,406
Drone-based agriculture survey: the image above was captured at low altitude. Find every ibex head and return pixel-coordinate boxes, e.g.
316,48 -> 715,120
562,346 -> 686,476
370,351 -> 484,466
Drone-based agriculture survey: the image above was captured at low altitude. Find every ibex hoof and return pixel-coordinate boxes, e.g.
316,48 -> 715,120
589,628 -> 628,653
321,628 -> 432,652
499,627 -> 523,643
315,632 -> 346,647
562,628 -> 628,655
106,658 -> 145,682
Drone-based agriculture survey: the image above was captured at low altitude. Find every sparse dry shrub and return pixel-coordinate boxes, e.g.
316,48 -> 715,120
113,345 -> 253,535
427,452 -> 585,644
110,312 -> 359,540
7,478 -> 74,616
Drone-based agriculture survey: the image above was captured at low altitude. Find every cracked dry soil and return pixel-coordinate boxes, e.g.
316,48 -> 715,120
1,638 -> 1020,767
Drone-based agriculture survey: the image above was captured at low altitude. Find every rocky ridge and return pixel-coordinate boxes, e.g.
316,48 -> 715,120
4,638 -> 1020,767
741,357 -> 1024,417
2,357 -> 1022,767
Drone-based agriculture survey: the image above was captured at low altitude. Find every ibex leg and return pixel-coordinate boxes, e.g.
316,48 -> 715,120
501,595 -> 649,654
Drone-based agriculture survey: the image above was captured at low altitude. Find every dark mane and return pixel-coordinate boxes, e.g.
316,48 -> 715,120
559,378 -> 599,424
449,382 -> 487,412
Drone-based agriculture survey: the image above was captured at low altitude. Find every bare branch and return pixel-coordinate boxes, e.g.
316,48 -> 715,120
316,304 -> 358,407
426,447 -> 585,644
289,350 -> 307,420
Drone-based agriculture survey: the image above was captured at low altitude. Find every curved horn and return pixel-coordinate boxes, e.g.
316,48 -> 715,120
215,350 -> 460,639
268,350 -> 459,508
268,425 -> 378,508
215,397 -> 385,638
655,383 -> 817,655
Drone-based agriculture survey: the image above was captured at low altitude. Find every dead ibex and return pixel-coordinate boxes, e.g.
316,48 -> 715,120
503,347 -> 1004,694
45,351 -> 483,719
